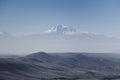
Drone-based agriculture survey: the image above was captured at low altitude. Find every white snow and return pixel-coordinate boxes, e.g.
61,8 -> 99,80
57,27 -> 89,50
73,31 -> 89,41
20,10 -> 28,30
45,24 -> 76,34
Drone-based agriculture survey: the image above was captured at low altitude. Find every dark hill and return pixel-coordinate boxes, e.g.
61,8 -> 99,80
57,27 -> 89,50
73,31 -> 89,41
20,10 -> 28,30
26,52 -> 50,58
0,52 -> 120,80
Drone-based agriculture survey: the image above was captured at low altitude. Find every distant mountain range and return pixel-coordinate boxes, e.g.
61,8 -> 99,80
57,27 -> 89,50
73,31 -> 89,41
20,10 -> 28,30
0,52 -> 120,80
0,24 -> 120,53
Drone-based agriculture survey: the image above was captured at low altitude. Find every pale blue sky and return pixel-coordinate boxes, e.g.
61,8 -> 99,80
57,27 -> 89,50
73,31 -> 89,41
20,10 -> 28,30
0,0 -> 120,37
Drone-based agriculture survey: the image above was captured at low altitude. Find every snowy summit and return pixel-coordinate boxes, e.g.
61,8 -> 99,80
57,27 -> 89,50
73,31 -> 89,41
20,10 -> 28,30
45,24 -> 76,34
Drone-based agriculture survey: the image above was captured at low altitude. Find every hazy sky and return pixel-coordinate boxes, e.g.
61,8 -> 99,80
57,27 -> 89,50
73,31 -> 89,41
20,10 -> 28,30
0,0 -> 120,54
0,0 -> 120,37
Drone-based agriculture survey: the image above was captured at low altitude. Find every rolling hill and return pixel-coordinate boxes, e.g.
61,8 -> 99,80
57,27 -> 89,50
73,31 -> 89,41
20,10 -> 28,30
0,52 -> 120,80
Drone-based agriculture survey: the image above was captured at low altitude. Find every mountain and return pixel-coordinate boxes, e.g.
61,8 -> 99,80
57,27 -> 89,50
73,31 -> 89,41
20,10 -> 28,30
0,24 -> 120,54
45,24 -> 76,34
26,52 -> 56,62
26,52 -> 50,59
0,52 -> 120,80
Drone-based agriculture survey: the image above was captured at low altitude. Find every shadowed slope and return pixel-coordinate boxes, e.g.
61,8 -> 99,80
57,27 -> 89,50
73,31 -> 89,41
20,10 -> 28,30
0,52 -> 120,80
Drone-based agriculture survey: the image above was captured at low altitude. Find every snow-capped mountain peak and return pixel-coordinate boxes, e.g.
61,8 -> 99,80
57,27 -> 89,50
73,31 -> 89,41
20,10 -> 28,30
45,24 -> 76,34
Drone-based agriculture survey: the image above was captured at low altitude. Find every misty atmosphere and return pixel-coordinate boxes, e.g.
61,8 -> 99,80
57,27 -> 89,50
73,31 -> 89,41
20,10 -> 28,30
0,0 -> 120,80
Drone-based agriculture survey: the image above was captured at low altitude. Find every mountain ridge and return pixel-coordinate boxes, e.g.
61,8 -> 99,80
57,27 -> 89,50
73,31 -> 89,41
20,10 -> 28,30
0,24 -> 120,54
0,52 -> 120,80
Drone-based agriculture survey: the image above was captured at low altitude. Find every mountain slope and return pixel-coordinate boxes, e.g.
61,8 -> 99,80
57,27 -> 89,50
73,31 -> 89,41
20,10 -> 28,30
0,52 -> 120,80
